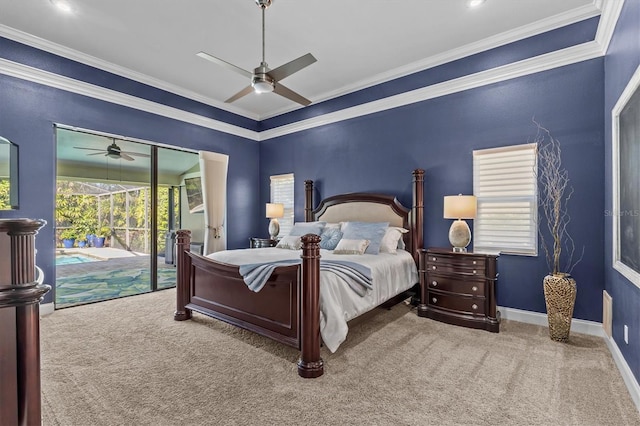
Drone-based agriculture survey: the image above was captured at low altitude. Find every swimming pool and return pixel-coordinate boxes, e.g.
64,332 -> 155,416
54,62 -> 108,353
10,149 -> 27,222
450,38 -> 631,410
56,253 -> 102,266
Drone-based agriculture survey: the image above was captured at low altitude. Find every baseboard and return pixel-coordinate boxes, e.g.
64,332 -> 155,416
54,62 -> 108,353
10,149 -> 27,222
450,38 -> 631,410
605,335 -> 640,413
497,306 -> 606,337
498,306 -> 640,413
40,302 -> 54,316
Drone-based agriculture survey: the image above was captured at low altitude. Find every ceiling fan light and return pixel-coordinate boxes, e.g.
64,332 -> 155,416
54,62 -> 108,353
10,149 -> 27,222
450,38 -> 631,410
252,80 -> 274,94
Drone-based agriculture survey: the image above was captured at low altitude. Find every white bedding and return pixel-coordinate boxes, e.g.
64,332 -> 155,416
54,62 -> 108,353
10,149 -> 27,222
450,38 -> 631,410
207,248 -> 418,353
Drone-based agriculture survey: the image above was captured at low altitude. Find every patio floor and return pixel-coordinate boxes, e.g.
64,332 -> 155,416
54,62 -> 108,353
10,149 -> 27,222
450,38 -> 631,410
55,248 -> 176,308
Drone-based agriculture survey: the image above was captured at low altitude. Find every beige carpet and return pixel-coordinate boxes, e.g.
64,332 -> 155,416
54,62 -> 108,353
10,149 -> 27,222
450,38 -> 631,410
40,289 -> 639,426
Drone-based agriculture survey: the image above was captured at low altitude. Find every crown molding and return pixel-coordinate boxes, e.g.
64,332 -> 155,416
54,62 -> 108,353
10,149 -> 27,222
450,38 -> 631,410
0,24 -> 261,121
260,2 -> 602,120
0,57 -> 260,141
258,41 -> 602,141
595,0 -> 625,54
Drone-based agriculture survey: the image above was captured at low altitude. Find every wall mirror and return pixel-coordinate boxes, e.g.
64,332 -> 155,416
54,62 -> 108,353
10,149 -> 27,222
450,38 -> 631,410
0,136 -> 19,210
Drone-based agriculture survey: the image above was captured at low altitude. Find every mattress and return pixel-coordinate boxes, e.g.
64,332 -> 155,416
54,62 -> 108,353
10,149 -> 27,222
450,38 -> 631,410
207,247 -> 418,352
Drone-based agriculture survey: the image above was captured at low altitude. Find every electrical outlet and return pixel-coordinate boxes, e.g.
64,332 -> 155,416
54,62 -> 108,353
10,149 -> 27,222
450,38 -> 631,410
624,325 -> 629,344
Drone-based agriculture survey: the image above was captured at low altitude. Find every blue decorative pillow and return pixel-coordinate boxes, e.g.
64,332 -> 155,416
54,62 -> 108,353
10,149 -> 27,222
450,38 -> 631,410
340,222 -> 389,255
289,221 -> 326,236
319,227 -> 343,250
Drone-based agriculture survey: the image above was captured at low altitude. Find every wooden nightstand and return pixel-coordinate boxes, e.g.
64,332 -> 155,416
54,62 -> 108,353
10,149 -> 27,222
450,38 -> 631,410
249,237 -> 278,248
417,248 -> 499,332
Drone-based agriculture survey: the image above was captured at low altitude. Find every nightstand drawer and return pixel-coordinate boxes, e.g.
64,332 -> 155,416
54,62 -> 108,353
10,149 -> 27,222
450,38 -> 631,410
249,238 -> 277,248
426,262 -> 485,277
428,292 -> 486,315
426,275 -> 485,296
425,254 -> 486,269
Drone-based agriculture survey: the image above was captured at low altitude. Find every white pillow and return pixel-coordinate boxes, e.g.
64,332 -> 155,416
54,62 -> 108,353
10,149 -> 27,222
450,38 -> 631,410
333,239 -> 370,255
379,227 -> 409,254
276,235 -> 302,250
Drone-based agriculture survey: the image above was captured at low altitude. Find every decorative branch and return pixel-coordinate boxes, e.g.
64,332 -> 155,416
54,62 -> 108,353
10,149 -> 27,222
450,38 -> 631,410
533,119 -> 583,275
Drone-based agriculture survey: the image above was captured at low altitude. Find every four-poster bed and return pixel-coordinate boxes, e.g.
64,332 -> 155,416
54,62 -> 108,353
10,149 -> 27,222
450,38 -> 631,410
174,169 -> 424,378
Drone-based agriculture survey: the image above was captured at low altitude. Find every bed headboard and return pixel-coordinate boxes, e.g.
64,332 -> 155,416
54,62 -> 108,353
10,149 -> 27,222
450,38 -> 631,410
304,169 -> 424,264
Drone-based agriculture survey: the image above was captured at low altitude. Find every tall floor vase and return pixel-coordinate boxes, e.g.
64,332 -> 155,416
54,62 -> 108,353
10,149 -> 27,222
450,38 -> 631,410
543,274 -> 577,342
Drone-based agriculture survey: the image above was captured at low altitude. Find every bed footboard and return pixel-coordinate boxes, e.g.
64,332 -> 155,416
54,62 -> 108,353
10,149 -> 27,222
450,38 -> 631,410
174,230 -> 324,378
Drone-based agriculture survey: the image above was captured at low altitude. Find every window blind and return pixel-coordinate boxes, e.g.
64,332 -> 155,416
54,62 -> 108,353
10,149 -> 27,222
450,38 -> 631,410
270,173 -> 294,237
473,143 -> 537,255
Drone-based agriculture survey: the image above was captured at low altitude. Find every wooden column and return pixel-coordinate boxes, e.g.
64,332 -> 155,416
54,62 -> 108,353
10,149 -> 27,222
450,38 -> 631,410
0,219 -> 50,426
174,229 -> 192,321
411,169 -> 425,264
297,233 -> 323,378
304,180 -> 314,222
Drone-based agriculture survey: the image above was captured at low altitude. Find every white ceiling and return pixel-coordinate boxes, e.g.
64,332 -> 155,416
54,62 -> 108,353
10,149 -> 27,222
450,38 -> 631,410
0,0 -> 599,120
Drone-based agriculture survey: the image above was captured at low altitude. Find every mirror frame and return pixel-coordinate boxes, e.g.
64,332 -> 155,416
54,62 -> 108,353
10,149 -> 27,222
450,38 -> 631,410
0,136 -> 19,210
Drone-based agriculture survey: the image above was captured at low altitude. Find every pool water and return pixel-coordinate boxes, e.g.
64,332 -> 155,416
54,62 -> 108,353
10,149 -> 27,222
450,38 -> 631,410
56,253 -> 101,266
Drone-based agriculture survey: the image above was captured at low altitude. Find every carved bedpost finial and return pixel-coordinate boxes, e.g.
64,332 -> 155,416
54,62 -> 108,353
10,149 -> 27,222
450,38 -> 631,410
298,233 -> 323,378
304,180 -> 314,222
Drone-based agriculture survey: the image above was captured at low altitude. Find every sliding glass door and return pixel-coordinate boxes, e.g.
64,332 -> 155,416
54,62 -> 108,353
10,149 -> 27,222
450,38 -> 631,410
55,127 -> 200,308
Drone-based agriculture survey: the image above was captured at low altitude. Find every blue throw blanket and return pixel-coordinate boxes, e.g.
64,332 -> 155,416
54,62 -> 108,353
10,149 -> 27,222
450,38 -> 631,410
239,259 -> 373,296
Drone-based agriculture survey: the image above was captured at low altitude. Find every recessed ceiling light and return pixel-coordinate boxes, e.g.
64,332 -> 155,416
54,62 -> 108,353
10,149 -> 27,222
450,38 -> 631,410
50,0 -> 73,13
467,0 -> 486,8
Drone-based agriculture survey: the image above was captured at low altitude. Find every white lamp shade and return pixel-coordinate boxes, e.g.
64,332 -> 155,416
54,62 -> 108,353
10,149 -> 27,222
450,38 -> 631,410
265,203 -> 284,219
443,195 -> 477,219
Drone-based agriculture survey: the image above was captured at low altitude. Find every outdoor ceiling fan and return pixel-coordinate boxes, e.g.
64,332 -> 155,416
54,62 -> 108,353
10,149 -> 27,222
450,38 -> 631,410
197,0 -> 317,106
74,139 -> 150,162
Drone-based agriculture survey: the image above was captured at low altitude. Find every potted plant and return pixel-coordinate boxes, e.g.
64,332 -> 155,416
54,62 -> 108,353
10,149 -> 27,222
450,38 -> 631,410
534,120 -> 583,342
60,229 -> 77,248
93,226 -> 111,248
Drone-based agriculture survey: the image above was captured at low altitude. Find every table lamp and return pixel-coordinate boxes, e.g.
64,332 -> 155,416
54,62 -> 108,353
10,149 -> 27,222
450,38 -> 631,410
443,194 -> 477,252
265,203 -> 284,239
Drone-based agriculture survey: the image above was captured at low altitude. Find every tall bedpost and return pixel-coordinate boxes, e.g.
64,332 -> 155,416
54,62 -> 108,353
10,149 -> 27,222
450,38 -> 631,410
174,229 -> 192,321
298,233 -> 323,378
411,169 -> 425,264
304,180 -> 314,222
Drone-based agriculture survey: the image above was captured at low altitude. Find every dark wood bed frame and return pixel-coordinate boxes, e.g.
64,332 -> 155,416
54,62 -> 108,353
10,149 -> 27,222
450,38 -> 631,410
174,169 -> 424,378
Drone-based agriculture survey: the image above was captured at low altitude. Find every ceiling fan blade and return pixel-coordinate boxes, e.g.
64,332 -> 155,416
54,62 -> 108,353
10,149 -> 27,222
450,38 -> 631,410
225,85 -> 255,103
120,151 -> 151,158
119,153 -> 135,161
273,83 -> 312,106
268,53 -> 317,82
196,51 -> 253,79
74,146 -> 105,152
87,151 -> 107,156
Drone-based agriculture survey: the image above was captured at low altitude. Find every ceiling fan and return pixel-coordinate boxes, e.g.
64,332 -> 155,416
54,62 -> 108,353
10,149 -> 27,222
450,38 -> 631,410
74,139 -> 150,161
197,0 -> 317,106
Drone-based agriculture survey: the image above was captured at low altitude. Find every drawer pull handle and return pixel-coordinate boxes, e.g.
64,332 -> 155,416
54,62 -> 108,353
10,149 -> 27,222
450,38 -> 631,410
473,260 -> 477,265
432,266 -> 436,270
432,257 -> 437,261
432,281 -> 438,287
471,286 -> 478,292
432,297 -> 438,304
472,304 -> 478,310
473,270 -> 477,274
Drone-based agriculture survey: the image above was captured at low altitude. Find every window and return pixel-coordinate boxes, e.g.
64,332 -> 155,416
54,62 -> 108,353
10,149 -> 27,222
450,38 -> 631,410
473,143 -> 537,255
270,173 -> 294,237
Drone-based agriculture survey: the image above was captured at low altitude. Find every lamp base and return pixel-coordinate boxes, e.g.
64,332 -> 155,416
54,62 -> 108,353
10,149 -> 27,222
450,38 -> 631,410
449,219 -> 471,253
268,218 -> 280,240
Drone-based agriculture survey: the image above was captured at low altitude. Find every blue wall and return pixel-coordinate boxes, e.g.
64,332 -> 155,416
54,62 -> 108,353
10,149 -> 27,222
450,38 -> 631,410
604,0 -> 640,384
0,72 -> 261,304
261,58 -> 605,322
